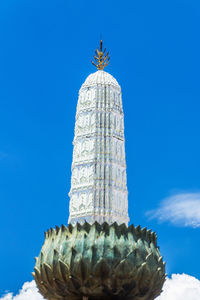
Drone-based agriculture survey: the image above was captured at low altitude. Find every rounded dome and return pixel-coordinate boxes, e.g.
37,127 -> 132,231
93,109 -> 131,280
81,70 -> 120,89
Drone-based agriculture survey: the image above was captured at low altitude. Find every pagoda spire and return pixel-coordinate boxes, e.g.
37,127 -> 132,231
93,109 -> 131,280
33,43 -> 165,300
68,54 -> 129,225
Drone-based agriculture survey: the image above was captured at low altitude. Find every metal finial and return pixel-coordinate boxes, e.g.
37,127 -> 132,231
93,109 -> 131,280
91,40 -> 110,70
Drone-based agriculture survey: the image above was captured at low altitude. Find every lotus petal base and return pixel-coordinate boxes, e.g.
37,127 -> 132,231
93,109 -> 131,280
33,222 -> 165,300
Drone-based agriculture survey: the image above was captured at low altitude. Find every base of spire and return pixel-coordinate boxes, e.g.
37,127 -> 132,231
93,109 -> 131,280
33,222 -> 165,300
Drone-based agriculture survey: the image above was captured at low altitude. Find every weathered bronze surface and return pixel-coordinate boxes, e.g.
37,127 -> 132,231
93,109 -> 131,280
91,40 -> 110,70
33,222 -> 165,300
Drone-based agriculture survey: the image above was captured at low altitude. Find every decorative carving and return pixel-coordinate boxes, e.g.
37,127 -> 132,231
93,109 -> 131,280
77,88 -> 96,111
70,190 -> 94,215
73,138 -> 95,163
71,165 -> 94,189
75,112 -> 96,136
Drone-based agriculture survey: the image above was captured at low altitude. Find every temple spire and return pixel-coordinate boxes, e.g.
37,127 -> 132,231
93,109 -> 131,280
68,66 -> 129,226
91,40 -> 110,70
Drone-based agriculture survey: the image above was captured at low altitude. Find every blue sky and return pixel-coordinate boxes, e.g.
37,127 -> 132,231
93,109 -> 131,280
0,0 -> 200,295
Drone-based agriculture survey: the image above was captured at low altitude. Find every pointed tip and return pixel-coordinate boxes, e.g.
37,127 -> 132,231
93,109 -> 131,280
55,225 -> 60,234
136,225 -> 141,232
61,224 -> 66,232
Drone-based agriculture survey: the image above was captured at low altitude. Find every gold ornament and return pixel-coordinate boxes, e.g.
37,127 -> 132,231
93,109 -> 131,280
91,40 -> 110,70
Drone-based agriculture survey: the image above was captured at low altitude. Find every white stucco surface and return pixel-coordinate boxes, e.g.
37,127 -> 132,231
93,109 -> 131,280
68,70 -> 129,225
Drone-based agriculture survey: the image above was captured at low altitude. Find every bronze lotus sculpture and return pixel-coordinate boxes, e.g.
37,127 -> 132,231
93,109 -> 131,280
33,223 -> 165,300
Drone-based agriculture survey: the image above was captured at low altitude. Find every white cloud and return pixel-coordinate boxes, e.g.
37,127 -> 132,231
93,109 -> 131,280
1,274 -> 200,300
147,192 -> 200,228
0,281 -> 43,300
157,273 -> 200,300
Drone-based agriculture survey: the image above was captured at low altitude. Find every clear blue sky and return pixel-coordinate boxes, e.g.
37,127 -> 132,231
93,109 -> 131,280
0,0 -> 200,295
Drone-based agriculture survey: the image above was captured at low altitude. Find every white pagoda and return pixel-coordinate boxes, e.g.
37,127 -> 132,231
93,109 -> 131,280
33,41 -> 165,300
68,41 -> 129,226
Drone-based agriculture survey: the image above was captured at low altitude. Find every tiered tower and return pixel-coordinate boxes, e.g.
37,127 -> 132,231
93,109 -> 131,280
33,41 -> 165,300
68,69 -> 129,225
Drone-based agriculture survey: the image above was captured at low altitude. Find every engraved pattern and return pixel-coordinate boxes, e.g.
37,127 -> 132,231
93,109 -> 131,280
73,139 -> 95,163
68,70 -> 129,225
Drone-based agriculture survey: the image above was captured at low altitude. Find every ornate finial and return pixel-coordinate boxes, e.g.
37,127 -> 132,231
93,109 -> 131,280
91,40 -> 110,70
